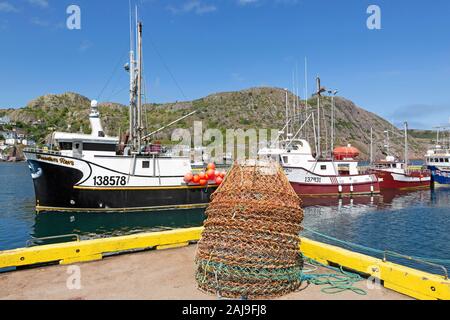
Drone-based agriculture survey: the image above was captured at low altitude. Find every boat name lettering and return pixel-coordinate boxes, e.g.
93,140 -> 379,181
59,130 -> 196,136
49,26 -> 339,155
37,155 -> 74,166
93,176 -> 127,186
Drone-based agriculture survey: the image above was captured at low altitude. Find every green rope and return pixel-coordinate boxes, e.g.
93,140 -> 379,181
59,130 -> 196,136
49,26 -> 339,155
300,257 -> 367,296
197,256 -> 368,296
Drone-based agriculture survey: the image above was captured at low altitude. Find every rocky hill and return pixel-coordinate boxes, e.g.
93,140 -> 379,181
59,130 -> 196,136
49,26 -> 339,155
0,88 -> 433,160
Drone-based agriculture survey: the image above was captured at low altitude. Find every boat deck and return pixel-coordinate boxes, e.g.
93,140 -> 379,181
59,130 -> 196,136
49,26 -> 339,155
0,245 -> 410,300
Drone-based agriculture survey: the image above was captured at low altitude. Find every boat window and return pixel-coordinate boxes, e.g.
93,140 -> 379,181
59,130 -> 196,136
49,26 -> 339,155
142,161 -> 150,169
59,142 -> 72,150
440,158 -> 444,163
283,156 -> 288,164
321,165 -> 327,170
83,143 -> 116,152
445,158 -> 449,163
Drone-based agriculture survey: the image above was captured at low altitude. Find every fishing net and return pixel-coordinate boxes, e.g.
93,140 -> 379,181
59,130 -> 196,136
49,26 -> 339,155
195,159 -> 304,299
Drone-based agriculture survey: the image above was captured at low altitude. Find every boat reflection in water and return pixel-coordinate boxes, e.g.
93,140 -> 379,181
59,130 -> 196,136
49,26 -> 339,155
32,188 -> 447,242
302,189 -> 434,211
32,209 -> 206,243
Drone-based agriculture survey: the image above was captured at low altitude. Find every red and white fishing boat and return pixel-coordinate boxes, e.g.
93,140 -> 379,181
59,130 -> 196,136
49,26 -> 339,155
370,122 -> 430,190
371,156 -> 430,190
259,76 -> 380,197
259,140 -> 380,197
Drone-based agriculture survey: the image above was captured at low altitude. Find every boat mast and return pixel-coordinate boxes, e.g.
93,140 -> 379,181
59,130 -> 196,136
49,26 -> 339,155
304,57 -> 309,141
128,3 -> 136,150
284,89 -> 289,141
370,127 -> 373,164
137,20 -> 143,152
384,130 -> 390,156
316,77 -> 321,158
315,77 -> 326,158
404,121 -> 409,171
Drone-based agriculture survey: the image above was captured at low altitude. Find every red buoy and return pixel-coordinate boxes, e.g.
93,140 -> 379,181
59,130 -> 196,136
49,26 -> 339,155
193,175 -> 200,184
207,163 -> 216,171
199,179 -> 208,186
207,169 -> 216,179
215,176 -> 223,185
184,172 -> 193,183
199,172 -> 206,180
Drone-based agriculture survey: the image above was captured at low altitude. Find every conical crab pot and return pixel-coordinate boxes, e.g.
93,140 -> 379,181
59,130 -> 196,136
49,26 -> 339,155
195,160 -> 304,299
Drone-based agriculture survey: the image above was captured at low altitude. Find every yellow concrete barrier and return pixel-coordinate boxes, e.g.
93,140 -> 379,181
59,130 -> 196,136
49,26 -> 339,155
301,238 -> 450,300
0,227 -> 449,300
0,227 -> 202,268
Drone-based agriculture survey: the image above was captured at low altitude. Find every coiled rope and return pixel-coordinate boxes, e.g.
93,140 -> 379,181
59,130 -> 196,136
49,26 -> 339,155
300,256 -> 367,296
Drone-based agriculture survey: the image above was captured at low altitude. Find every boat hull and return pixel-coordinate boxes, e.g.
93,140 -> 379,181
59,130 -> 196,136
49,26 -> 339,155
373,170 -> 431,190
285,167 -> 380,197
25,151 -> 216,213
428,166 -> 450,186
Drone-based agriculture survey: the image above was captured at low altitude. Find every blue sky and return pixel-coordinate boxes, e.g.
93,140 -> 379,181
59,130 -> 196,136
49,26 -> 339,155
1,0 -> 450,129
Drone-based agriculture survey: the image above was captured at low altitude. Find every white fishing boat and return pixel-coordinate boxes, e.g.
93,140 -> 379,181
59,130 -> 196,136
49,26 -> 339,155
24,17 -> 217,213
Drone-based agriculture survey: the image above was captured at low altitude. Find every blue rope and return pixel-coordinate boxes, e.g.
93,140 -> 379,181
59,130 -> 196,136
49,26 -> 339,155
302,227 -> 450,266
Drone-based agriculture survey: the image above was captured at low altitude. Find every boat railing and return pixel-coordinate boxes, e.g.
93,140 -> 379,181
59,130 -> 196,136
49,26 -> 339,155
357,166 -> 371,174
24,148 -> 62,156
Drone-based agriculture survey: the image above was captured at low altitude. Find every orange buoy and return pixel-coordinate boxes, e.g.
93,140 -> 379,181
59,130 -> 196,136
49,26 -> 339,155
199,179 -> 208,186
199,172 -> 206,180
207,163 -> 216,171
184,172 -> 193,183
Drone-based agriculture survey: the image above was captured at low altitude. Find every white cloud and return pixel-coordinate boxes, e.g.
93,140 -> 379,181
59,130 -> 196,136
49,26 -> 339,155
232,73 -> 245,82
0,2 -> 19,12
238,0 -> 259,5
28,0 -> 49,8
237,0 -> 299,6
30,17 -> 50,27
79,40 -> 93,53
167,0 -> 217,15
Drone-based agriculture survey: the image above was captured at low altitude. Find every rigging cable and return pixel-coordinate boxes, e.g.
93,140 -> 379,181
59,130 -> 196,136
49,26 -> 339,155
97,51 -> 128,101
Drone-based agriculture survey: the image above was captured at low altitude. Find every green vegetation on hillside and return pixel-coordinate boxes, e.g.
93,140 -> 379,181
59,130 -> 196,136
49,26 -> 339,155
0,88 -> 433,160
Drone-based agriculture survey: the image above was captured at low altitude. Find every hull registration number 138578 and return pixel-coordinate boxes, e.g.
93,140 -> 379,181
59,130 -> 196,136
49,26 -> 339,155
93,176 -> 127,186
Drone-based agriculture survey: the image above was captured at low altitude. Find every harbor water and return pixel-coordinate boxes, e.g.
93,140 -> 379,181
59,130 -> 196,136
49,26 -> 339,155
0,162 -> 449,274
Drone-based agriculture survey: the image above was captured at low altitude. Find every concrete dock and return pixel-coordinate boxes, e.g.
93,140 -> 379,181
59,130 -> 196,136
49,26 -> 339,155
0,245 -> 410,300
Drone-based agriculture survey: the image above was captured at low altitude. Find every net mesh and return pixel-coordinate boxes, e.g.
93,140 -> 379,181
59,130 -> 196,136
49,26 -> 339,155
195,160 -> 304,299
